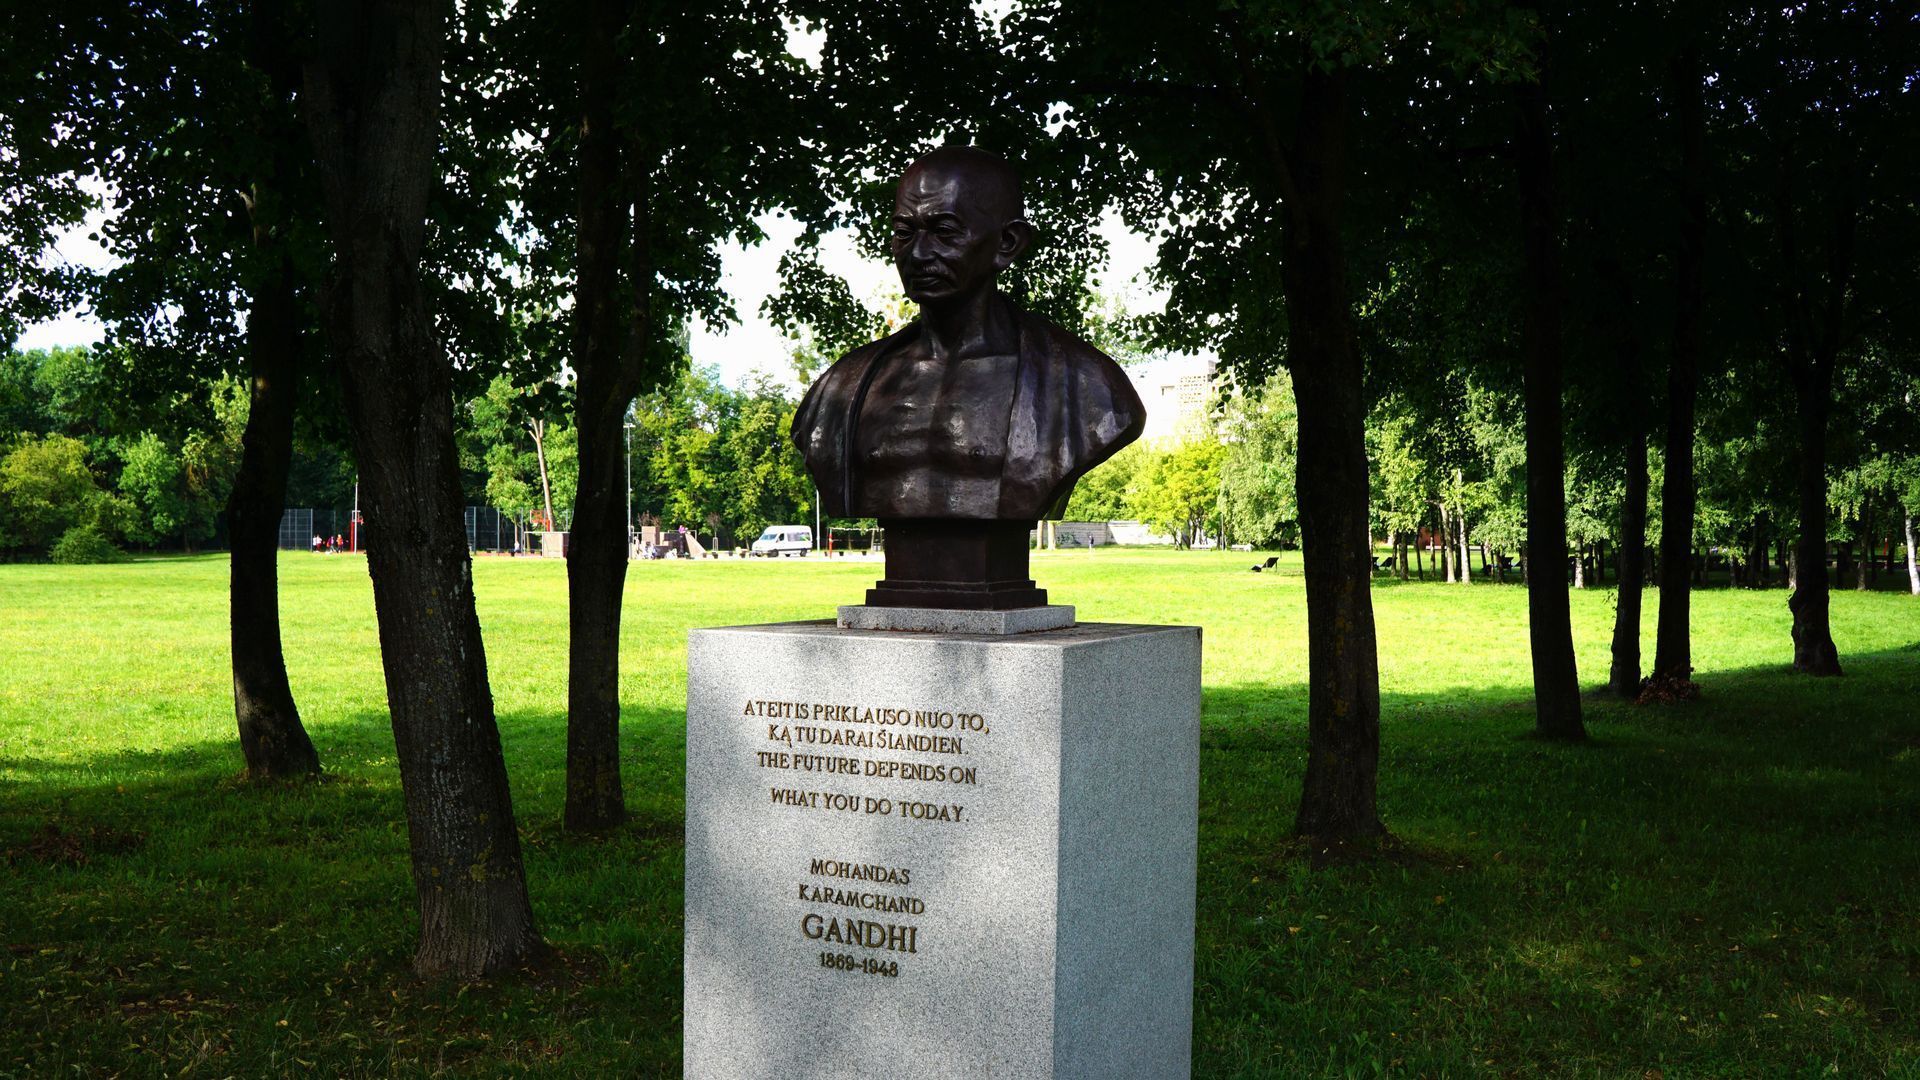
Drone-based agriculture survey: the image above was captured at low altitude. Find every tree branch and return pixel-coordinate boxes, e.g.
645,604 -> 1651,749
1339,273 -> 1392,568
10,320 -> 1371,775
1219,14 -> 1299,209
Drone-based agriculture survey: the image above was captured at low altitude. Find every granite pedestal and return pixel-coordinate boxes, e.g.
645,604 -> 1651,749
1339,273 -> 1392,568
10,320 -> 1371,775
684,620 -> 1201,1080
835,603 -> 1076,635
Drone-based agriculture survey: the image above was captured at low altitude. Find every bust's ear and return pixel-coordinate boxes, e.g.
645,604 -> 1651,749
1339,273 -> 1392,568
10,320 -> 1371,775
995,219 -> 1035,270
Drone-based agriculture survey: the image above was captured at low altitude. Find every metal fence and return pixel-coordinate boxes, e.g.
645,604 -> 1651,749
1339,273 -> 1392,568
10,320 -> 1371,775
277,508 -> 354,550
279,507 -> 518,553
465,506 -> 522,552
276,508 -> 313,551
822,526 -> 882,553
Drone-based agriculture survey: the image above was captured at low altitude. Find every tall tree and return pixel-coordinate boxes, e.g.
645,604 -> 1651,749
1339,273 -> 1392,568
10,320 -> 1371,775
1511,12 -> 1584,739
17,0 -> 329,774
560,0 -> 635,831
499,0 -> 822,831
1010,3 -> 1531,839
1134,438 -> 1227,549
1219,373 -> 1299,551
1718,1 -> 1917,674
1277,66 -> 1392,829
226,0 -> 322,776
302,0 -> 544,977
1019,10 -> 1383,836
1546,2 -> 1668,700
1605,339 -> 1651,698
1653,41 -> 1705,686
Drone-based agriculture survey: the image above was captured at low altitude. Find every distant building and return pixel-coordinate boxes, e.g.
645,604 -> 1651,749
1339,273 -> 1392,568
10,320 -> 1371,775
1044,354 -> 1217,550
1128,354 -> 1218,447
1048,520 -> 1176,548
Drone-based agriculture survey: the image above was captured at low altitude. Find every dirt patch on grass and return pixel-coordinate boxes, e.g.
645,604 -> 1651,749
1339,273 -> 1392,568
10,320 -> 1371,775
515,945 -> 609,992
1636,674 -> 1702,705
398,945 -> 610,996
5,822 -> 146,867
1277,832 -> 1457,871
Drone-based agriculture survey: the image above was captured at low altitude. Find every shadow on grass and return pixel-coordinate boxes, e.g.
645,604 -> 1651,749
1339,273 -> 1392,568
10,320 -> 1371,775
0,703 -> 692,919
0,705 -> 692,1075
1198,644 -> 1920,844
3,649 -> 1917,1074
1189,646 -> 1920,1075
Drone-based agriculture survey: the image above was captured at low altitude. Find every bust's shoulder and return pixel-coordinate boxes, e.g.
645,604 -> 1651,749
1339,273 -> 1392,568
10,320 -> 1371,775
831,324 -> 917,378
1009,306 -> 1114,371
795,324 -> 917,420
1013,307 -> 1143,407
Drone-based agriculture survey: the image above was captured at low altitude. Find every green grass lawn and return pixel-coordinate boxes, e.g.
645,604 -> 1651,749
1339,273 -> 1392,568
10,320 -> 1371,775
2,549 -> 1917,1077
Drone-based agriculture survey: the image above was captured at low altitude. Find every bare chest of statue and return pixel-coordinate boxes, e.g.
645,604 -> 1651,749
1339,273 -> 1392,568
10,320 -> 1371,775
852,343 -> 1021,518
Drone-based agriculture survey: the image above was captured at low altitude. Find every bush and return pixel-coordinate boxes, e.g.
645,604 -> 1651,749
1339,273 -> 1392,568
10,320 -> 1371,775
0,433 -> 107,553
49,524 -> 125,565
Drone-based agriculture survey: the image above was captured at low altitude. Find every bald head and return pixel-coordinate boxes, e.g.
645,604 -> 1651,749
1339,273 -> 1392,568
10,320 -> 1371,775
898,146 -> 1024,226
891,146 -> 1033,305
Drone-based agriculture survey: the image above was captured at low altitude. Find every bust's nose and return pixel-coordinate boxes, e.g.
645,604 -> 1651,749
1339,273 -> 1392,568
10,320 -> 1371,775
907,231 -> 938,265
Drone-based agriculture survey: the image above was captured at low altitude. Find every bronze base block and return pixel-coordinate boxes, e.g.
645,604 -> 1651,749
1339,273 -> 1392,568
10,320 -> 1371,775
866,518 -> 1047,610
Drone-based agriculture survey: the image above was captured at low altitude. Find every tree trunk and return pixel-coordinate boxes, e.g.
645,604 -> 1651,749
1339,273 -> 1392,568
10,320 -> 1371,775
1446,511 -> 1457,582
302,0 -> 545,978
563,0 -> 632,833
1277,69 -> 1384,840
1436,502 -> 1453,583
1905,512 -> 1918,595
1788,364 -> 1842,674
1748,513 -> 1770,589
1396,532 -> 1408,580
1609,424 -> 1649,696
530,418 -> 556,531
228,6 -> 321,780
228,215 -> 321,779
1514,55 -> 1584,740
1854,498 -> 1871,591
1654,44 -> 1704,684
1414,527 -> 1424,580
564,455 -> 630,823
1771,84 -> 1854,676
1455,486 -> 1470,584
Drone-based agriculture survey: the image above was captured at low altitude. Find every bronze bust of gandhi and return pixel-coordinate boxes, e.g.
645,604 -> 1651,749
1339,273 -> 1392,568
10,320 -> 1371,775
791,146 -> 1145,610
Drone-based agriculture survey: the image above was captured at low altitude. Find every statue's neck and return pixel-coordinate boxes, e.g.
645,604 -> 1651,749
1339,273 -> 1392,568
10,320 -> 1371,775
917,288 -> 1016,362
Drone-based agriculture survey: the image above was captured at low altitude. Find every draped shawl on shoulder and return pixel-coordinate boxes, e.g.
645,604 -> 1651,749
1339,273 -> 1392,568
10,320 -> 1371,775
790,297 -> 1146,520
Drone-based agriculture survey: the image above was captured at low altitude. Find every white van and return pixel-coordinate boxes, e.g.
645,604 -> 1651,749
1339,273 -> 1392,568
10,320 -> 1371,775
750,525 -> 813,558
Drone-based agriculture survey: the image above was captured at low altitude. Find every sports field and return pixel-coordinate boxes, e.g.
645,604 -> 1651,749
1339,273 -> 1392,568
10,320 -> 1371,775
2,551 -> 1917,1075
